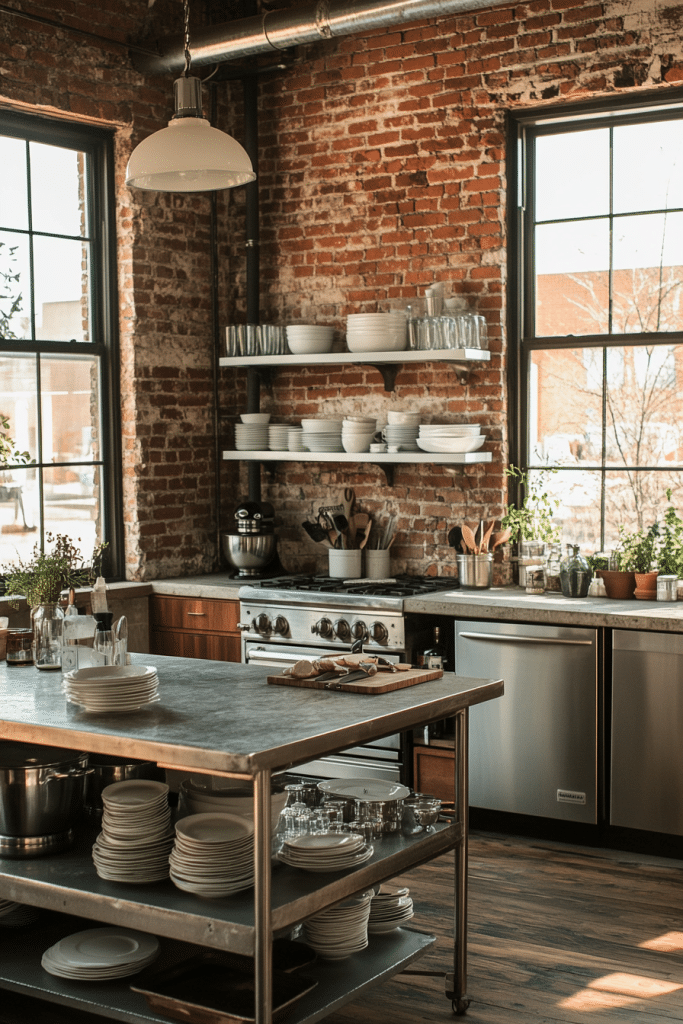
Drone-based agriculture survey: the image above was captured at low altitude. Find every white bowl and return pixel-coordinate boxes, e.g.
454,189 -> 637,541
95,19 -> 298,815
346,333 -> 407,353
287,336 -> 334,355
240,413 -> 271,424
301,419 -> 343,432
387,412 -> 421,425
416,436 -> 486,453
342,436 -> 373,453
419,424 -> 482,436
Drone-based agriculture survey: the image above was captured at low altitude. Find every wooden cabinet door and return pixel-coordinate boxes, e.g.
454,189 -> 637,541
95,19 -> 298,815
413,745 -> 455,802
149,595 -> 241,663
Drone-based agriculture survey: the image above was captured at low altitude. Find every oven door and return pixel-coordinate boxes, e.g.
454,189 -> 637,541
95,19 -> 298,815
243,640 -> 406,783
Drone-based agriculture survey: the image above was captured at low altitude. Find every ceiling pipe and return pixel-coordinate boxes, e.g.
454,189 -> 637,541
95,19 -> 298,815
133,0 -> 502,73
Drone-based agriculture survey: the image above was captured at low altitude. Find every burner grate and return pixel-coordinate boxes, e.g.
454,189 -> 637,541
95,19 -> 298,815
253,574 -> 459,597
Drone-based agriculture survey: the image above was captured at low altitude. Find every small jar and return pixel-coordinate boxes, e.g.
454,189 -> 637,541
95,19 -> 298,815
656,575 -> 678,602
525,565 -> 545,594
6,628 -> 34,665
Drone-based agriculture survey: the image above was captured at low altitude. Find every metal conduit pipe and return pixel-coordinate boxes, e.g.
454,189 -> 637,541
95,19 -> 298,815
134,0 -> 502,72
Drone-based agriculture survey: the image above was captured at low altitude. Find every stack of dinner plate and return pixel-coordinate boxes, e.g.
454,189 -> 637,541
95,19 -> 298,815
179,778 -> 287,831
383,422 -> 420,451
92,780 -> 173,884
268,423 -> 292,451
41,927 -> 160,980
62,665 -> 159,713
301,418 -> 343,453
288,427 -> 305,452
303,891 -> 372,960
416,423 -> 486,454
0,899 -> 40,928
235,422 -> 269,450
169,812 -> 255,897
367,888 -> 414,933
277,831 -> 373,873
346,313 -> 407,353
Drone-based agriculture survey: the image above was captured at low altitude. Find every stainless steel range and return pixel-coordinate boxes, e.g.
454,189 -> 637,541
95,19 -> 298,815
238,574 -> 459,784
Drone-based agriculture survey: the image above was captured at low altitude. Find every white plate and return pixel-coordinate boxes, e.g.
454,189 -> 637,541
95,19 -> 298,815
368,914 -> 414,933
416,436 -> 485,453
317,779 -> 410,801
175,812 -> 254,843
284,832 -> 363,852
277,844 -> 373,872
101,780 -> 169,807
53,927 -> 159,967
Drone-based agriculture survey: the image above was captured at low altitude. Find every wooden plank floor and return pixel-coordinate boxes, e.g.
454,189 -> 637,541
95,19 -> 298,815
2,830 -> 682,1023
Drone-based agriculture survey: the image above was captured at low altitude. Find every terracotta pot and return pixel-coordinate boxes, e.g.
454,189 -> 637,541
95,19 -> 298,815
634,570 -> 659,601
596,569 -> 637,600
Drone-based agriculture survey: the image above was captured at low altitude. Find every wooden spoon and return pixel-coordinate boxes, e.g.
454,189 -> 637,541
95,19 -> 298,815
480,521 -> 495,553
461,524 -> 478,554
491,527 -> 511,550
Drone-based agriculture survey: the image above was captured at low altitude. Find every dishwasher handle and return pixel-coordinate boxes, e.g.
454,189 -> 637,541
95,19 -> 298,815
458,631 -> 593,646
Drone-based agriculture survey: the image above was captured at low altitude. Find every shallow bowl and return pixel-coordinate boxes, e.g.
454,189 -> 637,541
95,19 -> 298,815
287,335 -> 334,355
346,332 -> 407,353
240,413 -> 270,424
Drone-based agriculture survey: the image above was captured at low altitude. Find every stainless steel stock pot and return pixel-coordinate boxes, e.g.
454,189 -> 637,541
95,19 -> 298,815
0,741 -> 92,837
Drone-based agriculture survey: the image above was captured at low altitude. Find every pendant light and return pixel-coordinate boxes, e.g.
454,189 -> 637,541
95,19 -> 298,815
125,0 -> 255,192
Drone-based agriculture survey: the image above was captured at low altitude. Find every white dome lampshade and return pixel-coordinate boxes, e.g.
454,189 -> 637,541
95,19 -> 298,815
125,77 -> 256,192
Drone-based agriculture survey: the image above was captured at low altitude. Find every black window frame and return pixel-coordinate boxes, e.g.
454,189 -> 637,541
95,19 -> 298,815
0,109 -> 123,580
507,88 -> 683,549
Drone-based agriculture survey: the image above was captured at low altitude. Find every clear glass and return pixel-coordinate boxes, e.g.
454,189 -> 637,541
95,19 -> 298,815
43,463 -> 101,559
613,120 -> 683,215
535,220 -> 610,336
33,235 -> 90,342
40,354 -> 100,463
0,465 -> 39,568
535,128 -> 609,221
31,603 -> 64,670
529,348 -> 603,466
0,353 -> 38,462
0,136 -> 28,231
604,345 -> 683,467
29,142 -> 87,238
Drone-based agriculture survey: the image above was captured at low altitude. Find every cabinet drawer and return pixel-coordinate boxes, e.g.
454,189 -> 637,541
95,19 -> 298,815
150,595 -> 239,634
150,628 -> 241,663
413,745 -> 455,803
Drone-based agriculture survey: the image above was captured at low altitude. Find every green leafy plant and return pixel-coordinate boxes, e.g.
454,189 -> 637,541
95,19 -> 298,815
2,533 -> 107,608
614,522 -> 658,573
587,554 -> 609,572
655,489 -> 683,576
501,465 -> 561,544
0,414 -> 32,468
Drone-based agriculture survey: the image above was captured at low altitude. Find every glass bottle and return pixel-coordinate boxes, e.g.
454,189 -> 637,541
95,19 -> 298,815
31,603 -> 65,670
421,626 -> 444,669
559,545 -> 592,598
543,543 -> 562,592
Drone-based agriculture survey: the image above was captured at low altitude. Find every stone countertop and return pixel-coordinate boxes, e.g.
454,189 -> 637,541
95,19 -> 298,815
404,587 -> 683,632
150,573 -> 243,598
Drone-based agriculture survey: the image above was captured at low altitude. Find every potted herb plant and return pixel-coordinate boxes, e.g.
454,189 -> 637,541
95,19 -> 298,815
501,465 -> 561,586
2,533 -> 106,669
655,490 -> 683,579
601,522 -> 658,600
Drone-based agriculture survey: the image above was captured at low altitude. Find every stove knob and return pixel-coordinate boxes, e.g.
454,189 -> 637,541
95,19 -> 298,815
370,621 -> 389,644
254,613 -> 272,634
273,615 -> 289,637
334,619 -> 351,642
350,620 -> 368,641
312,617 -> 334,640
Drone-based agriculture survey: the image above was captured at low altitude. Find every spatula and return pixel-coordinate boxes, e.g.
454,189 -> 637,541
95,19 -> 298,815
461,524 -> 478,554
480,521 -> 495,553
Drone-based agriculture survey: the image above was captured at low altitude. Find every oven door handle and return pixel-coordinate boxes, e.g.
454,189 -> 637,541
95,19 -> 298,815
245,648 -> 310,667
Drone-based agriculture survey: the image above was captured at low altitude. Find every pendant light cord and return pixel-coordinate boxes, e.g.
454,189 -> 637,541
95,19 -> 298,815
183,0 -> 192,77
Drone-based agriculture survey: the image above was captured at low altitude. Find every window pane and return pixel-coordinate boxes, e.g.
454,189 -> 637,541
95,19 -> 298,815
30,142 -> 87,237
535,128 -> 609,221
0,353 -> 37,463
40,355 -> 100,464
33,235 -> 90,342
0,137 -> 28,231
43,464 -> 102,559
0,231 -> 31,340
535,220 -> 610,336
604,470 -> 681,543
0,465 -> 39,569
530,348 -> 603,466
528,468 -> 602,551
605,345 -> 683,467
612,212 -> 683,333
613,121 -> 683,215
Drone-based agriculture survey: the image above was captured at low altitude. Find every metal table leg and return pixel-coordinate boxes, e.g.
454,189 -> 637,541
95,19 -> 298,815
446,707 -> 470,1015
254,769 -> 273,1024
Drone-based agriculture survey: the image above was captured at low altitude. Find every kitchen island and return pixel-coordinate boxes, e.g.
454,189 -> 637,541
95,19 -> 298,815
0,655 -> 503,1023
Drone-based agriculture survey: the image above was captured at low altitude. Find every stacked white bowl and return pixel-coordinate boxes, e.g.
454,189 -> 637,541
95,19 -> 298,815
342,416 -> 377,453
346,312 -> 407,353
286,325 -> 335,354
301,418 -> 343,452
383,410 -> 421,451
268,423 -> 291,451
417,423 -> 486,453
235,412 -> 270,451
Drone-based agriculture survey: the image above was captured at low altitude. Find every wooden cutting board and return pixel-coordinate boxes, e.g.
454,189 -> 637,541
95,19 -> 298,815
266,667 -> 444,694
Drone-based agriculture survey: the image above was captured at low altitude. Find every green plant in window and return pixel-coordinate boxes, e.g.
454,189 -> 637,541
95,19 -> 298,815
2,533 -> 107,608
655,489 -> 683,577
0,414 -> 32,468
0,241 -> 22,342
501,465 -> 561,544
613,522 -> 658,574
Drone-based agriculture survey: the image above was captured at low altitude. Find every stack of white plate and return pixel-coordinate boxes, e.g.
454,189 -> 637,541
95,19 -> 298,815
303,891 -> 372,960
92,780 -> 173,884
368,889 -> 415,933
277,832 -> 373,872
416,424 -> 486,454
62,665 -> 160,713
346,313 -> 407,353
383,423 -> 420,451
301,418 -> 343,453
286,325 -> 335,354
179,779 -> 287,831
0,900 -> 40,928
288,427 -> 305,452
41,927 -> 160,980
235,422 -> 269,451
268,424 -> 292,451
169,812 -> 255,897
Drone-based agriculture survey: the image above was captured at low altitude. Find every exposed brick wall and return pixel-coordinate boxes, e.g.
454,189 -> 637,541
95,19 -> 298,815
3,0 -> 683,582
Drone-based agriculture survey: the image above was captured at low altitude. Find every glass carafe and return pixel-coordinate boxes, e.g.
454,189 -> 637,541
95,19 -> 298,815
31,603 -> 64,670
559,545 -> 592,598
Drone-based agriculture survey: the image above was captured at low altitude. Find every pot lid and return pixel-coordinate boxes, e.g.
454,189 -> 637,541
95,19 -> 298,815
317,778 -> 410,801
0,741 -> 87,770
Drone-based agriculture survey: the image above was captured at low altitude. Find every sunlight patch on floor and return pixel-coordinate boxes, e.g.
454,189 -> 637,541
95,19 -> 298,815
639,931 -> 683,952
559,972 -> 682,1010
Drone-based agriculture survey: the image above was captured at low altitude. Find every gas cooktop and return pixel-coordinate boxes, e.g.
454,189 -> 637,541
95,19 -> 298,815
245,574 -> 460,597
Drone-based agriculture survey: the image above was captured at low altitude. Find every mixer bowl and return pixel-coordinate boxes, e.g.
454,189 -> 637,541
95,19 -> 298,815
221,531 -> 277,575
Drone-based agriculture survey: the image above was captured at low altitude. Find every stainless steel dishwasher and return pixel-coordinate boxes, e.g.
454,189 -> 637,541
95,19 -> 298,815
455,620 -> 598,822
611,629 -> 683,836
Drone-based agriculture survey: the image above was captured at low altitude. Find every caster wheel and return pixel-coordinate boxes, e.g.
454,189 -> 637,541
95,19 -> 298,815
452,995 -> 470,1015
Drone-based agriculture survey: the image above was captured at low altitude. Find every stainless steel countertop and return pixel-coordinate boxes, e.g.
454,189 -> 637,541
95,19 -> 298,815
0,654 -> 502,775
